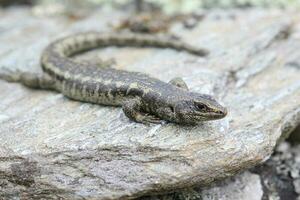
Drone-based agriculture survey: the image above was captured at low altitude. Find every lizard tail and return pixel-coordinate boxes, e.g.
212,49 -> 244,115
0,68 -> 22,83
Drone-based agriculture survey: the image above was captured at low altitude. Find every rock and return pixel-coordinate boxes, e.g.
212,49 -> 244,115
145,141 -> 300,200
200,171 -> 263,200
251,142 -> 300,200
143,172 -> 263,200
0,7 -> 300,200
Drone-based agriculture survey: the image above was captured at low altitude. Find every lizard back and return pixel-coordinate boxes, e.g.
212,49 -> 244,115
41,32 -> 208,105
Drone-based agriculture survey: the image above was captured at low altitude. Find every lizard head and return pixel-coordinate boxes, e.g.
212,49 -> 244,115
171,93 -> 227,124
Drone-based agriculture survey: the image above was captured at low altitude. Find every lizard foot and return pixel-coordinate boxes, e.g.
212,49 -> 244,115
122,98 -> 163,125
139,113 -> 163,124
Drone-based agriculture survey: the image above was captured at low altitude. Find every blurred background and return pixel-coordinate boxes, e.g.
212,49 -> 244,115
1,0 -> 300,13
2,0 -> 299,35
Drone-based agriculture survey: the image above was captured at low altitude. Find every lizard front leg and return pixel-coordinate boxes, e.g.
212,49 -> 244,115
169,77 -> 189,91
122,98 -> 163,124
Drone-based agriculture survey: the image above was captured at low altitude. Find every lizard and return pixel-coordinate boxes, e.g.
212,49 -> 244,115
0,32 -> 227,125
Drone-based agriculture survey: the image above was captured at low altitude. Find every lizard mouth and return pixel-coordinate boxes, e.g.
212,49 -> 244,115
186,108 -> 228,121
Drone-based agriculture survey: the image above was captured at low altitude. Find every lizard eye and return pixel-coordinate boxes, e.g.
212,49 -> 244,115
196,103 -> 208,112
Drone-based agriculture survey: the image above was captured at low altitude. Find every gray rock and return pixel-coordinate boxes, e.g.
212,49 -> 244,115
145,141 -> 300,200
200,171 -> 263,200
251,142 -> 300,200
295,179 -> 300,195
0,7 -> 300,200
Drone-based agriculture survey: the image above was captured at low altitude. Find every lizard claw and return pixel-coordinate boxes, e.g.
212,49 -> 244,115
141,114 -> 163,124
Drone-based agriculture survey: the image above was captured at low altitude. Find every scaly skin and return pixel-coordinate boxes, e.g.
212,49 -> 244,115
1,32 -> 227,124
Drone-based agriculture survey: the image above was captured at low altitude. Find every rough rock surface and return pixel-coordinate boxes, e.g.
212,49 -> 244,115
0,7 -> 300,199
144,141 -> 300,200
252,142 -> 300,200
142,171 -> 264,200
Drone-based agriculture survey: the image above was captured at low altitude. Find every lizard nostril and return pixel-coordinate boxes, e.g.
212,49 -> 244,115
169,106 -> 175,113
